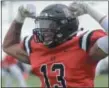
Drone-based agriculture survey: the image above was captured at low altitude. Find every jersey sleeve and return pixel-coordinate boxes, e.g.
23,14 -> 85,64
20,35 -> 33,55
79,29 -> 107,52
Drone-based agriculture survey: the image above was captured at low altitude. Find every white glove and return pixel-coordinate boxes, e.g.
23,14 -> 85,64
15,4 -> 36,23
69,2 -> 89,17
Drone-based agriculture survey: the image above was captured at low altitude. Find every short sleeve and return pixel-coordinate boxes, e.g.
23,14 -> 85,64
79,29 -> 107,52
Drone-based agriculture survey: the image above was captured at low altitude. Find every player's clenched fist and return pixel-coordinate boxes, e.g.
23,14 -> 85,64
15,4 -> 36,23
69,2 -> 89,17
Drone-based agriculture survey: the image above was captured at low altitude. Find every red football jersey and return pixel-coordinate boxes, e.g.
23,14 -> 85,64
23,29 -> 106,87
2,55 -> 17,67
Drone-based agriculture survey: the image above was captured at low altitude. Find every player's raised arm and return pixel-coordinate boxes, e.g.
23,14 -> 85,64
3,4 -> 36,64
69,2 -> 108,60
69,2 -> 108,33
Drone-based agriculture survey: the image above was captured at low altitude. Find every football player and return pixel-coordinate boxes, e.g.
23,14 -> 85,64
3,2 -> 108,87
1,55 -> 27,87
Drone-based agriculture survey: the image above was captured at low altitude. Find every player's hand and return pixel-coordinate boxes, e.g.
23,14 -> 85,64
69,2 -> 89,17
15,4 -> 36,23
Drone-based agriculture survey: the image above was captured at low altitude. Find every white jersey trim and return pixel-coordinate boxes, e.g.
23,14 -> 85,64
81,30 -> 94,51
24,35 -> 32,55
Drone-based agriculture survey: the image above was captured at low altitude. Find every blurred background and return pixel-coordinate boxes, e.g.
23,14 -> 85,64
0,1 -> 108,87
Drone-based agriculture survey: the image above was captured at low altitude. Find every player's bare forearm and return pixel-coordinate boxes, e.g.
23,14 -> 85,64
3,20 -> 22,48
3,20 -> 30,64
3,4 -> 36,64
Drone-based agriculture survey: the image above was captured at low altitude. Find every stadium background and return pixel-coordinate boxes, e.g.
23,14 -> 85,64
0,1 -> 108,87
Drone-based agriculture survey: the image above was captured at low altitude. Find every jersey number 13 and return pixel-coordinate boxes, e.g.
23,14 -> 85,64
40,63 -> 66,88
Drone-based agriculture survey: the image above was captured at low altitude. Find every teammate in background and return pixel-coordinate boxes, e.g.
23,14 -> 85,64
1,55 -> 27,87
3,2 -> 108,87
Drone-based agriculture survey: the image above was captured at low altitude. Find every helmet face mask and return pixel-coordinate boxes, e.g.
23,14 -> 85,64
33,4 -> 79,48
34,18 -> 59,46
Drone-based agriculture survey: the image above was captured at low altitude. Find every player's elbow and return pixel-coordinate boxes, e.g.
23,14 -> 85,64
3,37 -> 14,52
3,41 -> 10,53
3,42 -> 8,53
3,40 -> 14,55
3,46 -> 10,55
3,47 -> 7,53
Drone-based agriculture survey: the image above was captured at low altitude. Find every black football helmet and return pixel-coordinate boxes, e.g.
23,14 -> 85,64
33,4 -> 79,48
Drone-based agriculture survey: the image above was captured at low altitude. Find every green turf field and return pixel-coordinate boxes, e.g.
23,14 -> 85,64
94,74 -> 108,87
2,74 -> 108,87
